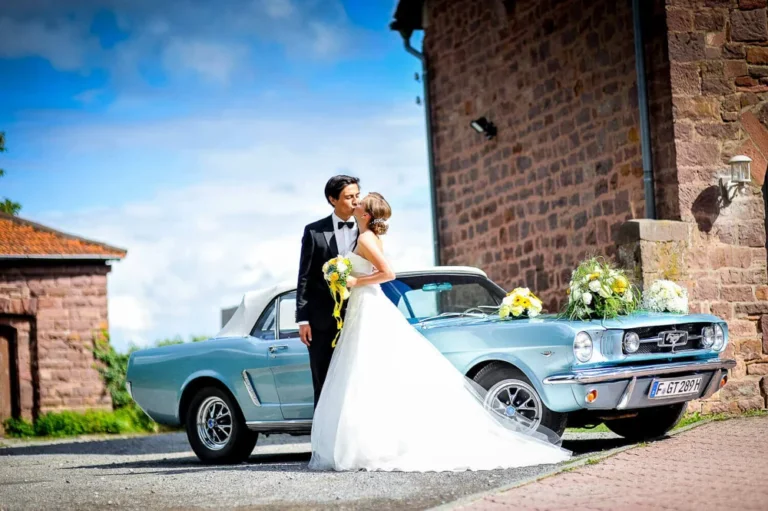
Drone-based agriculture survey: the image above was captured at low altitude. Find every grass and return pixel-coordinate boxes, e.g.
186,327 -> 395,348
2,406 -> 157,439
567,423 -> 610,433
567,408 -> 768,435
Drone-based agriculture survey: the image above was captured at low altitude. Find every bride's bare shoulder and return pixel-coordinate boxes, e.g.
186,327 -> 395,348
358,231 -> 383,250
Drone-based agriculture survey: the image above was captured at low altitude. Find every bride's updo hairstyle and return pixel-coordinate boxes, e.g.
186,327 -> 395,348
362,192 -> 392,236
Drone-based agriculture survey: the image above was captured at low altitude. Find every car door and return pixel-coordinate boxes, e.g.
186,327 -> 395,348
243,299 -> 284,420
266,291 -> 314,420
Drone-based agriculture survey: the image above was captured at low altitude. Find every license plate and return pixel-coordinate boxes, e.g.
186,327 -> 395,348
649,376 -> 702,399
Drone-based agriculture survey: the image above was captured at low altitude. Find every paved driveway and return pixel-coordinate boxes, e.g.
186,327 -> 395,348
0,431 -> 628,510
455,416 -> 768,511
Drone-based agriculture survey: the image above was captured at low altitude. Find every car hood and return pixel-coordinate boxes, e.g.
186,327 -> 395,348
416,311 -> 725,332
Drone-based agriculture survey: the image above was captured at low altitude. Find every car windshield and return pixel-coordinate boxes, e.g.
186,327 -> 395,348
381,274 -> 506,323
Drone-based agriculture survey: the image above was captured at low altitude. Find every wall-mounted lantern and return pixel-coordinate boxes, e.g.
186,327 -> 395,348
719,155 -> 752,205
470,117 -> 497,140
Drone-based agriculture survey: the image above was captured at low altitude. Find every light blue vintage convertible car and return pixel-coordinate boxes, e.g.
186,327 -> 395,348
126,266 -> 735,464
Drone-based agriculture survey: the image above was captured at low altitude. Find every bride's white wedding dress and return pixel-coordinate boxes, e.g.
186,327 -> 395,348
308,252 -> 571,472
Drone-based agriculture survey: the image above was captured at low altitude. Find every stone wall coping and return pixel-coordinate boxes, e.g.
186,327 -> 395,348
616,219 -> 692,244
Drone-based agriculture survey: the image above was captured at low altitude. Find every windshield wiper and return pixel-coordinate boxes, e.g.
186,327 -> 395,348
417,311 -> 487,325
461,305 -> 500,315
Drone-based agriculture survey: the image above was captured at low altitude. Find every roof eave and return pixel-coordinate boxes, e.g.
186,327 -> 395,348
0,211 -> 128,257
0,254 -> 124,261
390,0 -> 425,33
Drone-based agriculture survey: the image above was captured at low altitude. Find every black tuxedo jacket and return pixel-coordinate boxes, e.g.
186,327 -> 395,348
295,215 -> 358,332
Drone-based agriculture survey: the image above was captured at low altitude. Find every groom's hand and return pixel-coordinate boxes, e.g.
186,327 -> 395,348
299,324 -> 312,346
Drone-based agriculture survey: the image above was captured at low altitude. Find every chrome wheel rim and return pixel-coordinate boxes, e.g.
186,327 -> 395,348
196,396 -> 233,451
484,379 -> 543,432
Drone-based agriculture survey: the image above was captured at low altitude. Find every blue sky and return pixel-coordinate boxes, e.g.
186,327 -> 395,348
0,0 -> 432,352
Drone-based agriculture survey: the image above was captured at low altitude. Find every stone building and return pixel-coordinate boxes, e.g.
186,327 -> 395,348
390,0 -> 768,412
0,212 -> 126,429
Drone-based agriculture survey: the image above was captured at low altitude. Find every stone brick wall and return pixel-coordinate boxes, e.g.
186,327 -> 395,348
617,220 -> 767,412
657,0 -> 768,409
0,263 -> 112,417
425,0 -> 645,311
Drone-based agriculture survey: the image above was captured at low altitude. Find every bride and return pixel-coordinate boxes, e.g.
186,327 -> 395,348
308,192 -> 571,472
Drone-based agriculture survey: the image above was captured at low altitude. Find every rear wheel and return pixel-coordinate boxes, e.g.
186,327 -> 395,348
473,363 -> 567,436
185,386 -> 258,464
605,403 -> 686,441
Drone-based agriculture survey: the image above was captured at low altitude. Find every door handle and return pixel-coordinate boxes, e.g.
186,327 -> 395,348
269,345 -> 289,354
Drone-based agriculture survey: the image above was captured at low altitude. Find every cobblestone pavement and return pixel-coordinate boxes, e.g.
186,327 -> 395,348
455,416 -> 768,511
0,431 -> 624,510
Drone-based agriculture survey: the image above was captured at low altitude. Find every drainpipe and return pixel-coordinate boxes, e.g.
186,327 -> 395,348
632,0 -> 657,219
398,28 -> 441,266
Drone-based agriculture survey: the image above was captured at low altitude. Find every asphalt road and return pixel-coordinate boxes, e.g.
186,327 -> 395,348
0,431 -> 633,510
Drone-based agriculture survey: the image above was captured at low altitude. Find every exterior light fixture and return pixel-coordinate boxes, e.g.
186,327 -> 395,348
719,155 -> 752,204
470,117 -> 497,140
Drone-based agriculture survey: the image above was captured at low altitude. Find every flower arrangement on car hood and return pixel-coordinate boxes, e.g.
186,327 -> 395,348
642,279 -> 689,314
564,257 -> 639,320
499,287 -> 543,319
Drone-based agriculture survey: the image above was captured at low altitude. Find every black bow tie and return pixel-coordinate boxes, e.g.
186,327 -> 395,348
338,221 -> 354,229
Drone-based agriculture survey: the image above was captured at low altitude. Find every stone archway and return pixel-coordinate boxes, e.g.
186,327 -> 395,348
0,324 -> 20,431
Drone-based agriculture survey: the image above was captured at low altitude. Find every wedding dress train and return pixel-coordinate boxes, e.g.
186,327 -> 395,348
308,252 -> 571,472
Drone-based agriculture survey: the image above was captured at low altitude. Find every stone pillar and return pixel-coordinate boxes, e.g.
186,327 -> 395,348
617,219 -> 768,413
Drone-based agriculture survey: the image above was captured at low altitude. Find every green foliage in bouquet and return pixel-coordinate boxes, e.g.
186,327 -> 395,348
562,257 -> 640,320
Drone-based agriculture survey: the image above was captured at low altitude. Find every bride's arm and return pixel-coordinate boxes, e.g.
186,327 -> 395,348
347,234 -> 395,287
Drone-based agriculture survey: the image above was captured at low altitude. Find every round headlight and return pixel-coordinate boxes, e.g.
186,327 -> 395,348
623,332 -> 640,353
712,324 -> 725,351
700,326 -> 715,349
574,332 -> 594,363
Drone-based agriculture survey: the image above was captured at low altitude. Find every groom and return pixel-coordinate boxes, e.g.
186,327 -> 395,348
296,175 -> 361,406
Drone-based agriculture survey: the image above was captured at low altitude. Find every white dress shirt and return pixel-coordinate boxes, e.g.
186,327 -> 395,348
331,212 -> 358,255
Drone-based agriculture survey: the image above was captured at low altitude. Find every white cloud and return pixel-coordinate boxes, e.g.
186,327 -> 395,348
0,0 -> 364,84
262,0 -> 295,19
0,16 -> 96,71
33,107 -> 432,352
163,39 -> 249,85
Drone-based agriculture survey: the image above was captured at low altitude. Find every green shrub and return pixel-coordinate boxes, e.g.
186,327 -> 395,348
92,328 -> 135,409
3,417 -> 35,437
3,408 -> 157,438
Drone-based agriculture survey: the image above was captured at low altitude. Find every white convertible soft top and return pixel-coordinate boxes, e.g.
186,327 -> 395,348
215,266 -> 488,338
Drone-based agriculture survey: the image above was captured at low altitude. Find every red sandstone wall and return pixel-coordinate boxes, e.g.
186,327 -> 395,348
0,263 -> 112,416
424,0 -> 645,310
662,0 -> 768,410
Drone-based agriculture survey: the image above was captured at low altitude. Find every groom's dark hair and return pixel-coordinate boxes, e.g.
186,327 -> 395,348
325,175 -> 360,205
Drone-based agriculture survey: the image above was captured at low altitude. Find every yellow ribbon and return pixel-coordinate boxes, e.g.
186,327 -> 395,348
329,281 -> 348,347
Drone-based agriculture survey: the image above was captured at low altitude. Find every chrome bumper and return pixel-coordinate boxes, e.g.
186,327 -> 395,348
543,358 -> 737,385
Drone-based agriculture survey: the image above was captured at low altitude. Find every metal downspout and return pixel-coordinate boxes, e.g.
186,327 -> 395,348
399,29 -> 441,265
632,0 -> 657,219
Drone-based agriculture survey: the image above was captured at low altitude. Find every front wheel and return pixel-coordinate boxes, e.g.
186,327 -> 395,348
185,386 -> 258,464
604,403 -> 686,441
473,363 -> 567,436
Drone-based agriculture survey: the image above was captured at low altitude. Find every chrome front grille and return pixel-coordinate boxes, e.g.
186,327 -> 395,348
624,323 -> 708,355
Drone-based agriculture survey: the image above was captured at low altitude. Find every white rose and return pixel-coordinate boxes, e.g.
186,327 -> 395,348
510,305 -> 525,317
528,308 -> 539,318
588,280 -> 602,293
502,296 -> 514,306
582,292 -> 593,305
336,262 -> 347,273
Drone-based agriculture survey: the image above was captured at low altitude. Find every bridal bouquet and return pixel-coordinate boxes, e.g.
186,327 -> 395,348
499,287 -> 543,319
563,257 -> 639,320
323,256 -> 353,347
642,279 -> 689,314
